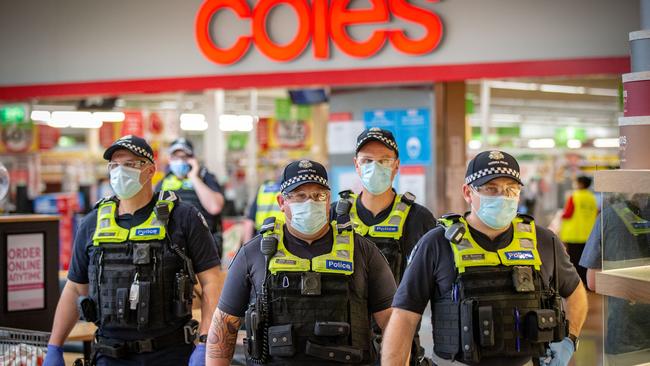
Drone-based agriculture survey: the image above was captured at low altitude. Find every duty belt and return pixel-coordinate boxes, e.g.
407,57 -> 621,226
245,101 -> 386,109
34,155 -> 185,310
94,320 -> 198,358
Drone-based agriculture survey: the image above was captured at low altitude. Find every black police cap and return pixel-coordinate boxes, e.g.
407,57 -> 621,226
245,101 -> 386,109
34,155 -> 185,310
356,127 -> 399,157
103,135 -> 155,163
465,150 -> 523,187
280,160 -> 330,193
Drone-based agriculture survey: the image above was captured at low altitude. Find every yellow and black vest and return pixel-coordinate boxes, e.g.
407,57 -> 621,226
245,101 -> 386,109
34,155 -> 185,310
612,202 -> 650,236
250,217 -> 373,365
560,189 -> 598,243
254,182 -> 284,231
88,193 -> 193,332
342,191 -> 414,283
434,214 -> 564,363
161,173 -> 222,234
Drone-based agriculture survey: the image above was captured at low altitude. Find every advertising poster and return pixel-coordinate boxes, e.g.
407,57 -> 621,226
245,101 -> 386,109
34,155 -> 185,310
327,120 -> 365,154
7,233 -> 45,311
363,108 -> 431,166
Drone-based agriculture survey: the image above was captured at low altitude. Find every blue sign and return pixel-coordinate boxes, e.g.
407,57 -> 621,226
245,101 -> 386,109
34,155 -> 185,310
374,226 -> 399,232
363,108 -> 431,165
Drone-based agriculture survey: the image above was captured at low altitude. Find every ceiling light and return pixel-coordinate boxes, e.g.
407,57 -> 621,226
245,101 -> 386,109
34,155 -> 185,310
219,114 -> 255,132
180,113 -> 208,131
587,88 -> 619,97
593,138 -> 620,148
31,110 -> 50,123
489,81 -> 538,91
567,139 -> 582,149
539,84 -> 586,94
492,113 -> 521,123
468,140 -> 482,150
50,111 -> 102,128
527,138 -> 555,149
93,112 -> 125,122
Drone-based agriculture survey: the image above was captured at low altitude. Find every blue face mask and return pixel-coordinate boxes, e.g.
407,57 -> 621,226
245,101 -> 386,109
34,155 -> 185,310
169,160 -> 191,178
288,200 -> 328,235
360,162 -> 393,195
473,193 -> 518,229
110,165 -> 143,199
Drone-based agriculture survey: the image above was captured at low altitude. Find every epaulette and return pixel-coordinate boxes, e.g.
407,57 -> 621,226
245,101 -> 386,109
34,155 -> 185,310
260,216 -> 277,234
93,196 -> 117,209
517,213 -> 534,224
338,189 -> 353,200
437,213 -> 462,227
401,191 -> 416,205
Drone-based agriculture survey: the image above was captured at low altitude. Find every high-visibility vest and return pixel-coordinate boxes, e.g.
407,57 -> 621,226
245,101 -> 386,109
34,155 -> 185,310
560,189 -> 598,243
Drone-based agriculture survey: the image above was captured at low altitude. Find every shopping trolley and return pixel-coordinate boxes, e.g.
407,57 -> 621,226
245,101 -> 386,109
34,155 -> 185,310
0,327 -> 49,366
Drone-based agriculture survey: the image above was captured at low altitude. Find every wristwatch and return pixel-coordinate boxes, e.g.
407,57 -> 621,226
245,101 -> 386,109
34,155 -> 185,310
568,333 -> 579,351
199,334 -> 208,343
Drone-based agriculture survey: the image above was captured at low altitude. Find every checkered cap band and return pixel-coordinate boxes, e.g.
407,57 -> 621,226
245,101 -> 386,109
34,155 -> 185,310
115,141 -> 154,162
280,173 -> 329,192
356,133 -> 399,153
465,166 -> 520,185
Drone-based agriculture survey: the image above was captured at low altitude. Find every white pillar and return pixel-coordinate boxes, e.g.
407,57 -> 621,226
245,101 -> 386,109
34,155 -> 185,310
480,80 -> 491,148
246,89 -> 259,198
204,90 -> 227,180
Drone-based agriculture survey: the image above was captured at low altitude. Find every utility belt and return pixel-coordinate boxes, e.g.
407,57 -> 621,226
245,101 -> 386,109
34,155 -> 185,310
93,319 -> 198,358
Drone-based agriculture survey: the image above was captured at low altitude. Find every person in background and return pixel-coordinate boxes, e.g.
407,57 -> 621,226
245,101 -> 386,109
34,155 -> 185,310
559,175 -> 598,285
382,150 -> 588,366
241,179 -> 283,244
580,192 -> 650,360
157,138 -> 226,256
332,127 -> 436,365
206,160 -> 396,366
43,135 -> 222,366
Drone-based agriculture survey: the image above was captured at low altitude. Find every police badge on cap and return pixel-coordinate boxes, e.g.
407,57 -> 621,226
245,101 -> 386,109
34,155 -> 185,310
280,160 -> 330,193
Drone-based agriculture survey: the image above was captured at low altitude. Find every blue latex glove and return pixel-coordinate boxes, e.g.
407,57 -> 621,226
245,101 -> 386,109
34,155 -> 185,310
43,344 -> 65,366
540,337 -> 575,366
189,343 -> 206,366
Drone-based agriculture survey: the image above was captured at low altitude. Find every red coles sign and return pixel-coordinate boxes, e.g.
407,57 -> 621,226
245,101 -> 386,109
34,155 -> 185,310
195,0 -> 443,65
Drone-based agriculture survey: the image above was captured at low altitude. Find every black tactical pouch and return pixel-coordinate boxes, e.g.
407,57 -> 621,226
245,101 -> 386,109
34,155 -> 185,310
524,309 -> 557,343
77,296 -> 98,323
137,281 -> 150,329
432,300 -> 460,359
268,324 -> 295,357
314,321 -> 350,337
173,271 -> 192,317
460,299 -> 479,363
305,341 -> 363,363
244,303 -> 263,359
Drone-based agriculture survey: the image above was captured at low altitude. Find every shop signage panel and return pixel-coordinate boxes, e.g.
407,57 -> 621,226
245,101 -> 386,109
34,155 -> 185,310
0,104 -> 26,124
195,0 -> 443,65
363,108 -> 431,165
7,233 -> 45,311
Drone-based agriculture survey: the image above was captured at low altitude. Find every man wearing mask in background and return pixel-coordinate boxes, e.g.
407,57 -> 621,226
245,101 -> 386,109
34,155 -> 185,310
44,135 -> 222,366
206,160 -> 396,366
333,127 -> 436,365
157,138 -> 226,256
382,150 -> 588,366
559,175 -> 598,286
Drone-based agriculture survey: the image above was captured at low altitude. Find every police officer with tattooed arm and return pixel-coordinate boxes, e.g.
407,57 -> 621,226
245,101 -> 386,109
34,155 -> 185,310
44,135 -> 222,366
333,127 -> 436,365
382,151 -> 588,366
206,160 -> 397,366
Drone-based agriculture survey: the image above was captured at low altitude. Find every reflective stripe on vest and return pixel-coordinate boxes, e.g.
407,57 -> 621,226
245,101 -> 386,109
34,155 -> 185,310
254,183 -> 283,230
348,193 -> 411,239
92,199 -> 174,245
266,218 -> 355,275
612,202 -> 650,236
559,189 -> 598,243
445,216 -> 542,273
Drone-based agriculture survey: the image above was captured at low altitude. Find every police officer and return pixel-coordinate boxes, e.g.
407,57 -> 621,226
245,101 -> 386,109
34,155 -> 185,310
559,176 -> 598,285
206,160 -> 397,366
580,193 -> 650,359
333,127 -> 436,365
156,138 -> 225,256
382,150 -> 588,366
242,179 -> 284,243
44,135 -> 222,366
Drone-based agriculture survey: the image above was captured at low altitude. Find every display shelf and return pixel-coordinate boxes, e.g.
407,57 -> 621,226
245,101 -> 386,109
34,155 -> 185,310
596,265 -> 650,304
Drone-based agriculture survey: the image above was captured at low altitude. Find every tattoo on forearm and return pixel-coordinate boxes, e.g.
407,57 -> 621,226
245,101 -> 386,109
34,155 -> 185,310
207,309 -> 242,360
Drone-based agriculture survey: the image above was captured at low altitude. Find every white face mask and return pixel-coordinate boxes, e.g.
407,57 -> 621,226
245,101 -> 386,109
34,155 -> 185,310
288,200 -> 328,235
110,165 -> 143,199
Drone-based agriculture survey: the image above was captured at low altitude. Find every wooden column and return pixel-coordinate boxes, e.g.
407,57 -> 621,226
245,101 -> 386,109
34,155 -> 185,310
434,82 -> 467,216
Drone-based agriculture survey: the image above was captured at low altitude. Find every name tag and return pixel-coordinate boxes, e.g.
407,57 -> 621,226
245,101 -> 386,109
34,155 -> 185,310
97,231 -> 116,237
135,228 -> 160,236
326,260 -> 353,272
461,254 -> 485,261
374,226 -> 398,233
505,251 -> 535,260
